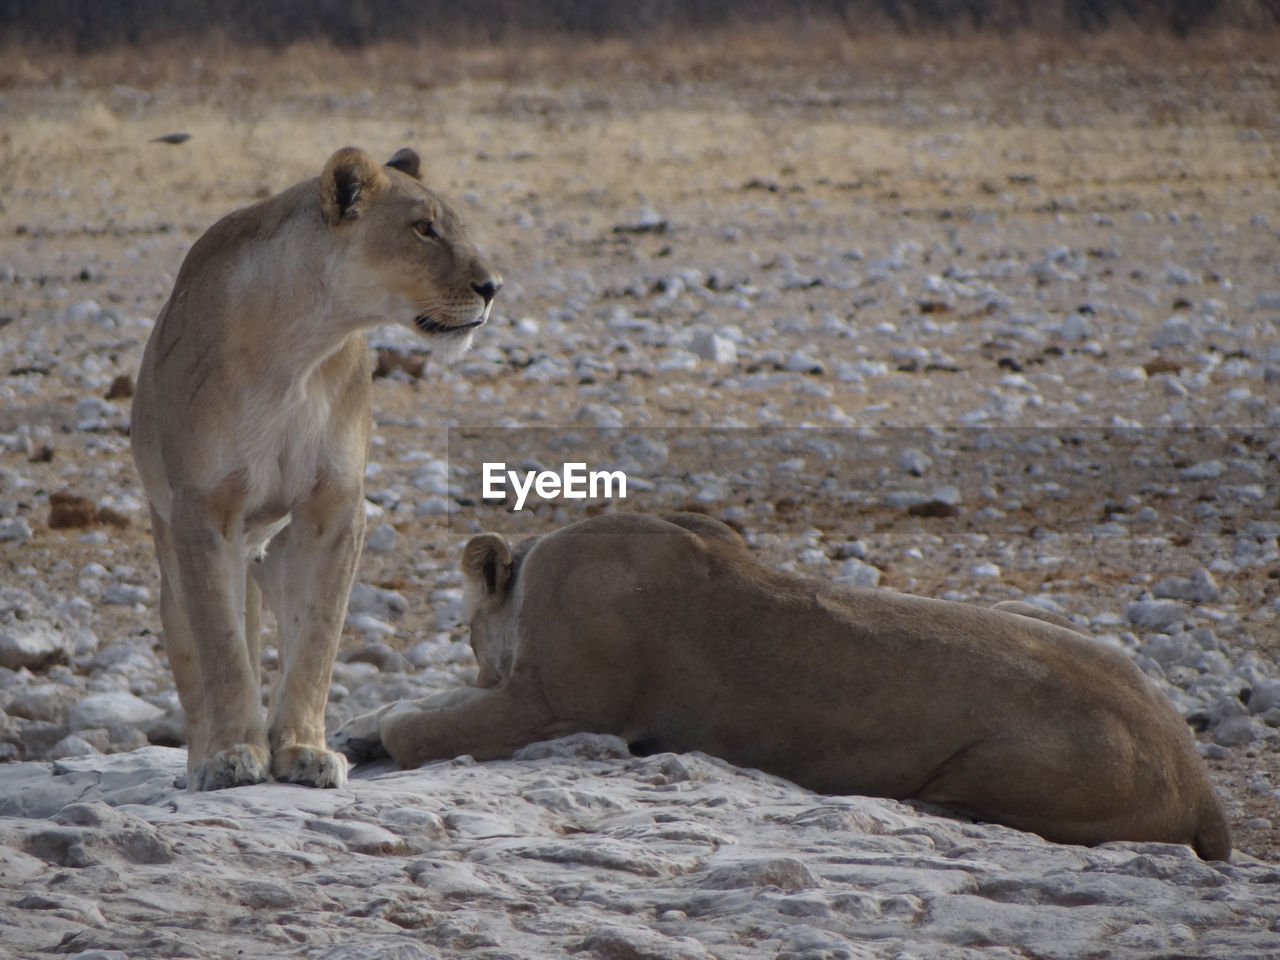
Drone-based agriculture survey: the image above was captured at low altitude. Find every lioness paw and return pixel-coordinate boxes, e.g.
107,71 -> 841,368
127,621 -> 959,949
272,744 -> 350,789
191,744 -> 270,791
330,708 -> 391,764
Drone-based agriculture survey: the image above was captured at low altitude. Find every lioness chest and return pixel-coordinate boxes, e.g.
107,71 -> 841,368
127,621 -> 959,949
233,341 -> 370,559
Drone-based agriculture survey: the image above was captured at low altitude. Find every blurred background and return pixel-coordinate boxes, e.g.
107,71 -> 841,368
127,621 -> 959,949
2,0 -> 1278,50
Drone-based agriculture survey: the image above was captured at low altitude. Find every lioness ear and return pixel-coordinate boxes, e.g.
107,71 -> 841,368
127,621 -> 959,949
384,147 -> 423,181
461,533 -> 513,600
320,147 -> 386,226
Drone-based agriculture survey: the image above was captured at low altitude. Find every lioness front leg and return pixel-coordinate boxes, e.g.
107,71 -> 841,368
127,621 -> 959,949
332,687 -> 495,763
376,680 -> 571,769
253,481 -> 363,788
156,505 -> 270,790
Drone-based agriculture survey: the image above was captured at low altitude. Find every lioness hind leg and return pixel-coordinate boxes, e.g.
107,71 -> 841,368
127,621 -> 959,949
991,600 -> 1081,633
153,507 -> 269,789
379,681 -> 570,769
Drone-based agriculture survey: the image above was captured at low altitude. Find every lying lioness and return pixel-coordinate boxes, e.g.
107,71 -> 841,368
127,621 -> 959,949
132,147 -> 500,791
335,512 -> 1230,860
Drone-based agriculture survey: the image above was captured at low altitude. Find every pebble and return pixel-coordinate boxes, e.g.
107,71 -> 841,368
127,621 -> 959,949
899,448 -> 932,476
0,619 -> 73,671
48,734 -> 99,758
344,612 -> 396,640
415,496 -> 452,517
364,522 -> 398,555
657,350 -> 700,373
1059,312 -> 1094,340
1180,460 -> 1225,480
690,328 -> 738,364
66,691 -> 164,733
1152,569 -> 1220,604
1212,715 -> 1270,747
1125,600 -> 1191,631
883,491 -> 930,510
783,351 -> 824,374
101,583 -> 150,606
835,558 -> 881,588
1151,315 -> 1198,348
931,485 -> 963,506
345,642 -> 409,673
0,517 -> 32,542
348,583 -> 408,621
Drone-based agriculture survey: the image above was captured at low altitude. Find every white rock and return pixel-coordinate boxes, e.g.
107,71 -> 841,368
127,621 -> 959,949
835,558 -> 881,588
1180,460 -> 1226,480
348,583 -> 408,622
657,350 -> 700,373
364,522 -> 397,555
48,734 -> 100,759
1059,312 -> 1094,340
690,329 -> 738,364
64,298 -> 104,323
1151,315 -> 1198,348
1126,599 -> 1191,631
344,613 -> 396,640
0,619 -> 73,671
415,496 -> 452,517
1152,568 -> 1221,604
102,583 -> 151,606
574,402 -> 625,428
834,360 -> 887,382
930,485 -> 963,506
1213,715 -> 1268,747
581,925 -> 715,960
2,682 -> 81,722
617,433 -> 669,469
1111,366 -> 1148,383
431,588 -> 464,631
0,517 -> 31,542
1143,632 -> 1193,669
68,691 -> 164,732
899,448 -> 932,476
783,350 -> 824,374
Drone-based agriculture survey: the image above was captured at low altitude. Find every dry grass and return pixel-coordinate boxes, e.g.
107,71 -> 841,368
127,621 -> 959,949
2,21 -> 1277,128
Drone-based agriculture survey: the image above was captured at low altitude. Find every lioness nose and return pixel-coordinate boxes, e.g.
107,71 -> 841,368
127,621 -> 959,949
472,278 -> 502,304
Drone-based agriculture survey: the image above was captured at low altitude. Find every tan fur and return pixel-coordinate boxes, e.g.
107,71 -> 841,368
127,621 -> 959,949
132,147 -> 500,791
335,512 -> 1230,860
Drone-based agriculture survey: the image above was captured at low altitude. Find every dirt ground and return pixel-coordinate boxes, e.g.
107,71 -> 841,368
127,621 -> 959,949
2,28 -> 1278,859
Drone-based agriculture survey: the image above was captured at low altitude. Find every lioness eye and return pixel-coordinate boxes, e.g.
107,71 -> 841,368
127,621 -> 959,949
414,219 -> 437,240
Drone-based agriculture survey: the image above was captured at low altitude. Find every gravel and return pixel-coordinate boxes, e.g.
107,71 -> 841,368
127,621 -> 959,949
2,47 -> 1279,956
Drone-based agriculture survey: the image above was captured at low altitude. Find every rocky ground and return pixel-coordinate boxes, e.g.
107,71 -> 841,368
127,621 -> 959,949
1,30 -> 1279,958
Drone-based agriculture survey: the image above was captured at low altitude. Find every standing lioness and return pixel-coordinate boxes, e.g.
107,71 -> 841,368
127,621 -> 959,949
336,512 -> 1230,860
133,147 -> 500,791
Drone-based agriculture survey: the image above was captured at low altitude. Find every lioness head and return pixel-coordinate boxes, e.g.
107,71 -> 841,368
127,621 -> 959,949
461,532 -> 520,686
321,146 -> 501,359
